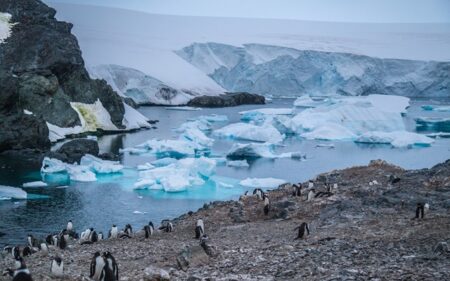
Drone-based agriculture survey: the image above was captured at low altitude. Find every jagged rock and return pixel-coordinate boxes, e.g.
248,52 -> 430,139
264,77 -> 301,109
144,266 -> 170,281
0,0 -> 127,152
176,246 -> 210,271
187,92 -> 265,107
56,139 -> 99,163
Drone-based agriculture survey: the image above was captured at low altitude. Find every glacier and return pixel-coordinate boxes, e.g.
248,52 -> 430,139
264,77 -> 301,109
177,42 -> 450,98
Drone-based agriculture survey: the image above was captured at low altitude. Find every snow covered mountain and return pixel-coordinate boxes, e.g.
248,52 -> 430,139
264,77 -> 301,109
88,65 -> 197,105
177,43 -> 450,97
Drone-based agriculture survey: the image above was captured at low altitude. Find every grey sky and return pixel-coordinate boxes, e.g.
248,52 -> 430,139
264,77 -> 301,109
47,0 -> 450,23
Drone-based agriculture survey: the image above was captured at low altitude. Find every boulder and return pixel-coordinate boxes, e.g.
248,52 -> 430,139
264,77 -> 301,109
176,246 -> 210,271
187,92 -> 265,107
56,139 -> 99,163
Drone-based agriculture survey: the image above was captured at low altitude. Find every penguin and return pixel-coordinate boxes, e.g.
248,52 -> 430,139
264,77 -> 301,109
90,252 -> 106,281
12,246 -> 20,259
239,191 -> 249,201
166,222 -> 173,232
81,228 -> 92,240
60,229 -> 70,243
45,235 -> 53,246
27,235 -> 37,248
294,222 -> 310,240
3,245 -> 13,255
143,225 -> 153,238
12,257 -> 33,281
67,220 -> 73,232
90,230 -> 98,243
109,225 -> 118,239
50,256 -> 64,278
308,180 -> 314,189
98,232 -> 104,241
119,224 -> 132,239
307,189 -> 315,201
415,203 -> 430,219
39,243 -> 48,255
103,251 -> 119,281
22,246 -> 33,257
58,233 -> 66,250
52,235 -> 58,247
148,221 -> 154,234
253,188 -> 264,200
195,225 -> 203,239
196,219 -> 205,234
292,184 -> 302,197
263,195 -> 270,215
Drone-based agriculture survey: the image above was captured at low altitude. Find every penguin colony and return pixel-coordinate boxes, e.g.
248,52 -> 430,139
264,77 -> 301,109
2,219 -> 177,281
2,177 -> 431,280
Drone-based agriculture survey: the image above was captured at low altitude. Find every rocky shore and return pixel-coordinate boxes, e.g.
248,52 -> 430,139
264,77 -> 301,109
1,159 -> 449,280
187,92 -> 265,107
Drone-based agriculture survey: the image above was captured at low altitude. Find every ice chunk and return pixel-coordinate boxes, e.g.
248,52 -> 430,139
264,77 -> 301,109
195,114 -> 228,123
0,185 -> 27,200
301,123 -> 357,140
239,108 -> 293,116
80,154 -> 124,174
41,157 -> 67,174
177,157 -> 216,178
421,105 -> 450,112
122,103 -> 151,129
426,132 -> 450,138
134,179 -> 156,189
119,147 -> 148,154
415,117 -> 450,132
239,177 -> 287,188
165,106 -> 201,111
136,139 -> 196,158
227,160 -> 249,168
86,135 -> 98,141
215,122 -> 284,143
151,157 -> 178,167
23,109 -> 33,115
180,127 -> 214,148
227,143 -> 277,159
23,181 -> 48,188
137,163 -> 154,171
293,95 -> 327,108
365,95 -> 410,114
355,131 -> 434,148
66,165 -> 97,182
176,119 -> 211,133
160,174 -> 189,192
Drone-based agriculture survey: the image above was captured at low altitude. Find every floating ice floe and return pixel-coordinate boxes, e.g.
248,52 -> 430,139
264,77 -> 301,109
151,157 -> 178,167
0,185 -> 27,200
316,143 -> 335,149
194,114 -> 228,123
179,127 -> 214,148
41,157 -> 67,174
135,139 -> 197,158
80,154 -> 124,174
355,131 -> 434,148
294,95 -> 329,108
137,163 -> 154,171
136,157 -> 216,192
66,165 -> 97,182
226,143 -> 303,160
176,119 -> 211,133
214,122 -> 284,143
421,105 -> 450,112
416,117 -> 450,131
23,181 -> 48,188
239,177 -> 287,188
239,108 -> 293,124
426,132 -> 450,138
227,160 -> 250,168
165,106 -> 202,111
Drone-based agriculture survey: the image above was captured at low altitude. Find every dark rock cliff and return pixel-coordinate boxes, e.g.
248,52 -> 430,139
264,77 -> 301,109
0,0 -> 126,152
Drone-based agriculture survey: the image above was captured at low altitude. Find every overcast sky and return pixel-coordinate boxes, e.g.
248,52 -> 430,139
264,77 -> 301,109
47,0 -> 450,23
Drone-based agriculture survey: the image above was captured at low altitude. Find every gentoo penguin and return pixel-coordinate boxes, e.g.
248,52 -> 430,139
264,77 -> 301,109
22,246 -> 33,257
58,233 -> 66,250
45,235 -> 53,246
103,251 -> 119,281
27,235 -> 37,248
67,220 -> 73,232
253,188 -> 264,200
415,203 -> 430,219
12,246 -> 20,259
159,221 -> 173,233
148,221 -> 154,235
166,222 -> 173,232
143,225 -> 152,238
294,222 -> 310,240
263,195 -> 270,215
119,224 -> 132,239
50,256 -> 64,278
90,230 -> 98,243
90,252 -> 106,281
196,219 -> 205,234
308,180 -> 314,189
307,189 -> 315,201
239,191 -> 249,201
39,243 -> 48,255
109,225 -> 118,239
12,257 -> 33,281
292,184 -> 302,197
52,235 -> 58,247
61,229 -> 70,243
98,232 -> 104,241
81,228 -> 91,240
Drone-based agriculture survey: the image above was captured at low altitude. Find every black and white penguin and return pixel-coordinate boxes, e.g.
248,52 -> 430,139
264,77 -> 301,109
45,235 -> 53,246
263,195 -> 270,215
98,232 -> 104,241
253,188 -> 264,200
27,235 -> 37,248
292,184 -> 302,197
58,233 -> 67,250
12,246 -> 20,259
22,246 -> 33,257
50,256 -> 64,278
39,242 -> 48,255
159,220 -> 173,233
195,219 -> 205,239
166,222 -> 173,232
12,257 -> 33,281
109,225 -> 118,239
415,203 -> 430,219
90,230 -> 98,243
294,222 -> 310,240
90,252 -> 105,281
119,224 -> 132,239
103,251 -> 119,281
80,228 -> 91,241
239,191 -> 249,201
148,221 -> 154,235
143,225 -> 153,239
308,180 -> 314,189
67,220 -> 73,232
196,219 -> 205,234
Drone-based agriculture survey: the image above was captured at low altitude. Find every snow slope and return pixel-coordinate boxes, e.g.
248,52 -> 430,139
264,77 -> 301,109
178,42 -> 450,97
49,3 -> 450,98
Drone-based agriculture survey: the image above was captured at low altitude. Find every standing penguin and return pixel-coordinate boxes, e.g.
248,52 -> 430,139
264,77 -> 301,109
67,220 -> 73,232
195,219 -> 204,239
90,230 -> 98,243
109,225 -> 118,239
294,222 -> 310,240
39,242 -> 48,255
292,184 -> 302,197
22,247 -> 33,257
307,189 -> 315,201
98,232 -> 104,241
50,256 -> 64,278
90,252 -> 105,281
12,246 -> 20,259
263,195 -> 270,215
58,233 -> 66,250
308,181 -> 314,189
27,235 -> 37,248
103,251 -> 119,281
143,225 -> 153,239
253,188 -> 264,200
12,257 -> 33,281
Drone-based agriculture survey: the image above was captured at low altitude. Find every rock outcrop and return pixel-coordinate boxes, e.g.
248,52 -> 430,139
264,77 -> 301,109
0,0 -> 145,152
187,92 -> 265,107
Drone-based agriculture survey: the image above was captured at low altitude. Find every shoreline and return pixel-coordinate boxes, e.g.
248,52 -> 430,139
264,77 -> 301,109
1,159 -> 449,280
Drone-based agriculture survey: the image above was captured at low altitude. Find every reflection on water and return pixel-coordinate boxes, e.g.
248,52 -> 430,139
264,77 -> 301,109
1,98 -> 450,246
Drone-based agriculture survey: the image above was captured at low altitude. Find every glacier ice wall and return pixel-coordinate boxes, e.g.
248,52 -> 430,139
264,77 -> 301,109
177,43 -> 450,98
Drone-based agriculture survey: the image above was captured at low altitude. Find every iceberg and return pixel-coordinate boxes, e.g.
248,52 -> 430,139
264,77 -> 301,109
160,174 -> 190,192
136,139 -> 197,158
416,117 -> 450,132
194,114 -> 228,123
137,163 -> 154,171
119,147 -> 148,155
355,131 -> 434,148
0,185 -> 27,200
23,181 -> 48,188
214,122 -> 284,143
421,105 -> 450,112
151,157 -> 178,167
426,132 -> 450,138
41,157 -> 67,174
301,123 -> 357,140
133,179 -> 156,190
227,160 -> 249,168
66,165 -> 97,182
176,120 -> 211,133
226,143 -> 300,160
179,127 -> 214,148
80,154 -> 124,174
239,177 -> 287,189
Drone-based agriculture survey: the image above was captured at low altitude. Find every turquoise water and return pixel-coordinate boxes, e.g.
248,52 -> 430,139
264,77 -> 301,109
1,98 -> 450,246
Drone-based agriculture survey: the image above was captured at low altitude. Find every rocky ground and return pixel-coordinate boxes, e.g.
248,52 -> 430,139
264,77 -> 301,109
1,159 -> 449,281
